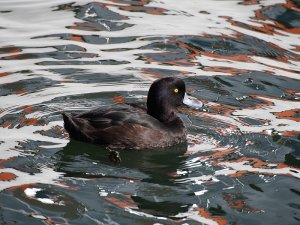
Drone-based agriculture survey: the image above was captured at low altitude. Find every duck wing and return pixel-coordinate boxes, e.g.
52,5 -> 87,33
62,105 -> 165,146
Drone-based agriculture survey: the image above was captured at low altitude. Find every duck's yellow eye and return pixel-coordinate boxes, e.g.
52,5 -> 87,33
173,88 -> 179,93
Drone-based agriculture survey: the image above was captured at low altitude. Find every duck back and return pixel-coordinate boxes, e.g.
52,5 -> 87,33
62,105 -> 186,150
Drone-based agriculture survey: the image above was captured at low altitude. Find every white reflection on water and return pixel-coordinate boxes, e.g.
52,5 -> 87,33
0,0 -> 299,223
208,96 -> 300,134
0,167 -> 64,191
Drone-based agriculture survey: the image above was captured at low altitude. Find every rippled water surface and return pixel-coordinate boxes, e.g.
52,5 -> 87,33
1,0 -> 300,224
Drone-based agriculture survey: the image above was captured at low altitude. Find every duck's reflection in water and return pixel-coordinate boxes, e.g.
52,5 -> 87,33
55,140 -> 190,218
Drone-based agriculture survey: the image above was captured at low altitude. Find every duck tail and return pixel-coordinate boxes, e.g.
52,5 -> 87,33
62,112 -> 76,135
62,112 -> 69,123
62,112 -> 93,142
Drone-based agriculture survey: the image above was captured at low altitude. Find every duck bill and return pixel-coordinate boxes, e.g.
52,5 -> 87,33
183,93 -> 203,109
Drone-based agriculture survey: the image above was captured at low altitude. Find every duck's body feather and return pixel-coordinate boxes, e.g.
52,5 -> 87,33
63,104 -> 186,150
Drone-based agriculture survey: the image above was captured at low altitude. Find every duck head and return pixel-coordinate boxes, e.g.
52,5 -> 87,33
147,77 -> 203,122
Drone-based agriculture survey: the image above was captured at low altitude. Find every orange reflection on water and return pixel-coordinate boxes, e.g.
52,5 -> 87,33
0,172 -> 16,181
275,109 -> 300,122
223,192 -> 262,213
105,195 -> 138,209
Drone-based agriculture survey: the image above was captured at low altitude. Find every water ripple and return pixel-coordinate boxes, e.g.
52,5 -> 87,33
0,0 -> 300,224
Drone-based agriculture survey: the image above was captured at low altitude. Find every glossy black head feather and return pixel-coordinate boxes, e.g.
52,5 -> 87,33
147,77 -> 186,122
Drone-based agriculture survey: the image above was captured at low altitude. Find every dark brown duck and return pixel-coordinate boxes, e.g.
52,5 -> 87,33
62,77 -> 203,160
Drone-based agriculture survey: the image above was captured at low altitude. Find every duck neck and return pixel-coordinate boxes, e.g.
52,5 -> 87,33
147,99 -> 177,123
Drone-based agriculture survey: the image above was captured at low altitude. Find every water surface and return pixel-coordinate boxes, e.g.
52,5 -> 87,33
0,0 -> 300,224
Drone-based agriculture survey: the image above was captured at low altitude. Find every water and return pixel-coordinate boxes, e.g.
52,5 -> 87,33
0,0 -> 300,224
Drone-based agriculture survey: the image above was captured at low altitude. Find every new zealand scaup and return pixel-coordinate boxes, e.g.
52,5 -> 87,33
62,77 -> 203,162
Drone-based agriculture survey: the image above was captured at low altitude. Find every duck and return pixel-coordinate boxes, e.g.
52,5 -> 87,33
62,77 -> 203,162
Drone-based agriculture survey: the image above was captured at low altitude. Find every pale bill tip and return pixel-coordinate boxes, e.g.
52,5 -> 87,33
183,94 -> 203,109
